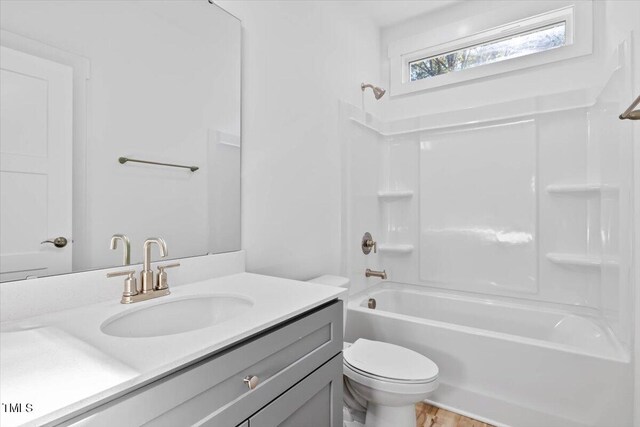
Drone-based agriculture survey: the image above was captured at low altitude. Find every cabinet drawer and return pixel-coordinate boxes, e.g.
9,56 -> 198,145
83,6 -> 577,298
61,301 -> 342,427
248,353 -> 343,427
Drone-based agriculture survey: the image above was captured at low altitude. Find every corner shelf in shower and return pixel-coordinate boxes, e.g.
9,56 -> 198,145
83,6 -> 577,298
377,244 -> 414,254
546,253 -> 618,267
545,183 -> 619,194
377,190 -> 414,200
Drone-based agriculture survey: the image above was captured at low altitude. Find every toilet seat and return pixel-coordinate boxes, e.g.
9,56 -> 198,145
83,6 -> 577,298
344,360 -> 432,384
343,361 -> 439,395
343,339 -> 438,382
343,339 -> 438,394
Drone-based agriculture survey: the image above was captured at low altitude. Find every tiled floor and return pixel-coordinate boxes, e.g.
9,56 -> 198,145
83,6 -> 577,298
416,403 -> 495,427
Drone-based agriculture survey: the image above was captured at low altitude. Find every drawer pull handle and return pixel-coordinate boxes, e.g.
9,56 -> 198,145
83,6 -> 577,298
243,375 -> 259,390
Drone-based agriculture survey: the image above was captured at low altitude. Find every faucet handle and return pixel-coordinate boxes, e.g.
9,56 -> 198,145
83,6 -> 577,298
362,232 -> 377,254
106,269 -> 136,278
107,269 -> 139,301
156,262 -> 180,291
157,262 -> 180,272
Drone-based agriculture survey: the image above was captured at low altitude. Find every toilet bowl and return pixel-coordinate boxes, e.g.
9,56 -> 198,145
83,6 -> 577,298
343,338 -> 439,427
308,275 -> 439,427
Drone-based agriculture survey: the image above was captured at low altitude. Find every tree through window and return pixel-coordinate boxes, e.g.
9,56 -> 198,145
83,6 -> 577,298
409,22 -> 566,81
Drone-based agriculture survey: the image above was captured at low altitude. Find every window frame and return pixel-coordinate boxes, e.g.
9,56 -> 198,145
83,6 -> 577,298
388,3 -> 593,96
407,21 -> 568,82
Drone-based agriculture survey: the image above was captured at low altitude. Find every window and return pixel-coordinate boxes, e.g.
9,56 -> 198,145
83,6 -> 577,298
409,22 -> 567,81
387,3 -> 593,95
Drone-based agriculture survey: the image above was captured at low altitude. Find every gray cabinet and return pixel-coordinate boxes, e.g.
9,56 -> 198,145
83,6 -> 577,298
249,354 -> 343,427
60,301 -> 342,427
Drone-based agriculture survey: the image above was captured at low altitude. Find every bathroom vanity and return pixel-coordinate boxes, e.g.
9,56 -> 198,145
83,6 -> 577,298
0,254 -> 345,427
66,301 -> 343,427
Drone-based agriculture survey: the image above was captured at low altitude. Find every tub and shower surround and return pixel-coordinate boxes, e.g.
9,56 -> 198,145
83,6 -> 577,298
339,39 -> 634,427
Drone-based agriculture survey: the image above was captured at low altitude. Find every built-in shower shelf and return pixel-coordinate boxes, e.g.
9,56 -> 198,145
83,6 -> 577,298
546,183 -> 618,194
378,244 -> 414,254
546,253 -> 618,267
377,190 -> 414,200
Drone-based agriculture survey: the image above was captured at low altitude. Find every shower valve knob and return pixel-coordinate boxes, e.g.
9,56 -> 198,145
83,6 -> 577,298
362,232 -> 377,254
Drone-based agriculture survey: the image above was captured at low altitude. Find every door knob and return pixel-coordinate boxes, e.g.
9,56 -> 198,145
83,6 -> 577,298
41,237 -> 68,248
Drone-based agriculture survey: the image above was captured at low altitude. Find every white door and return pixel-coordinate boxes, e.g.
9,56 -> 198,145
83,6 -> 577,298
0,46 -> 73,282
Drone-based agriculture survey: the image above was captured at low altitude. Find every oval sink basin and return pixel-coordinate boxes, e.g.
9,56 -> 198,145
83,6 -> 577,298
101,295 -> 253,338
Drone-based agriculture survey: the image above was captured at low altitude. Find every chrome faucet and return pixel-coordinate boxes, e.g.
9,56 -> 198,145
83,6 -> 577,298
141,238 -> 167,293
110,234 -> 131,265
106,236 -> 179,304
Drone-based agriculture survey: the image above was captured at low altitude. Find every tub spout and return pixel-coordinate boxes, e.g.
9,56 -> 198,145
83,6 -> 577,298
365,268 -> 387,280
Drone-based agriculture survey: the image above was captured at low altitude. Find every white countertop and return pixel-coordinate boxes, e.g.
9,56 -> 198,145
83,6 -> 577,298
0,272 -> 344,427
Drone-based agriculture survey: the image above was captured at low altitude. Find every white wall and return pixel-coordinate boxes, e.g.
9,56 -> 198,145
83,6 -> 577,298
636,116 -> 640,422
607,0 -> 640,422
635,105 -> 640,427
599,5 -> 640,422
217,1 -> 382,279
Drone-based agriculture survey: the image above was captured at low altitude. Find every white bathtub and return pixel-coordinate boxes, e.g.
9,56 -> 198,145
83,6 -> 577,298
345,282 -> 632,427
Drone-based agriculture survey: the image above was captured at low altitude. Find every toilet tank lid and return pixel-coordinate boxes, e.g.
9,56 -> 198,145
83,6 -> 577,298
308,275 -> 350,288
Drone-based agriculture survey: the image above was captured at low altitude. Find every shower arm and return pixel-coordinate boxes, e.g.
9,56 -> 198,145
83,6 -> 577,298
360,82 -> 386,100
619,94 -> 640,120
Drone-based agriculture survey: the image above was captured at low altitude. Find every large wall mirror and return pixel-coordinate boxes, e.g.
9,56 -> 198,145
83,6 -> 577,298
0,1 -> 241,282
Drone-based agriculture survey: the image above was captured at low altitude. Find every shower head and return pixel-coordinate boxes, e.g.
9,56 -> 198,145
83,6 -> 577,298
361,82 -> 386,100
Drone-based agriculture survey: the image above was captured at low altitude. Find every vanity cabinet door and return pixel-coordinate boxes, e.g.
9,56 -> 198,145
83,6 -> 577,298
248,353 -> 343,427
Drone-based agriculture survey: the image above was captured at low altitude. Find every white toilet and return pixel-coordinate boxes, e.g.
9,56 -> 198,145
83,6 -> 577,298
308,275 -> 439,427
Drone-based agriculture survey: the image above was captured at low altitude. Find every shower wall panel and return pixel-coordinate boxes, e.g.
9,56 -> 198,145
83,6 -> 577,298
419,120 -> 537,294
